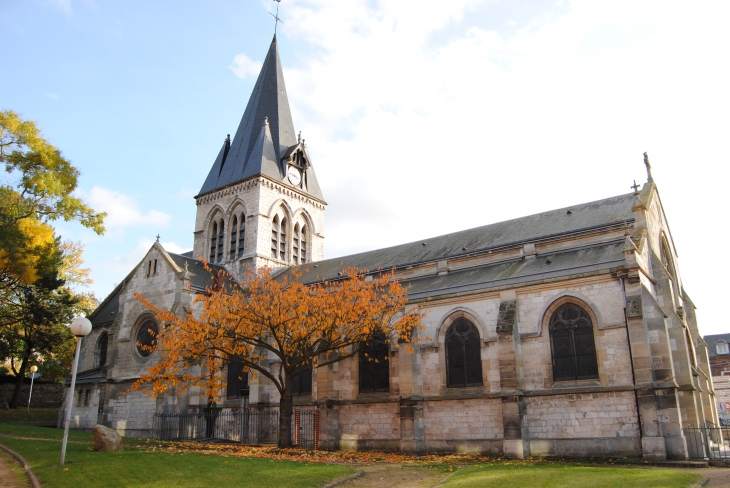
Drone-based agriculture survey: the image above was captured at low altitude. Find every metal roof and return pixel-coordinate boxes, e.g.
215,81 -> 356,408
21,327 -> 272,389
198,36 -> 324,201
294,192 -> 636,285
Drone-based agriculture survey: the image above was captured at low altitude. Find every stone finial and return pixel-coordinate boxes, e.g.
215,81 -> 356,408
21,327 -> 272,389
643,152 -> 653,182
264,116 -> 269,126
298,131 -> 302,144
156,234 -> 160,243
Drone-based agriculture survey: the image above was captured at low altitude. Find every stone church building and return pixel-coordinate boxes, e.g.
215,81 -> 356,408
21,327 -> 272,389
60,36 -> 716,460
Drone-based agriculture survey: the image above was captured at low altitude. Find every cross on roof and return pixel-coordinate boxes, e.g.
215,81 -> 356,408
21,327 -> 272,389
156,234 -> 160,242
631,180 -> 640,194
270,0 -> 283,36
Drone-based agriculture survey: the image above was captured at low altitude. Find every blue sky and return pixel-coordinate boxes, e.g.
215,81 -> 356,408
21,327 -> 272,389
2,0 -> 729,335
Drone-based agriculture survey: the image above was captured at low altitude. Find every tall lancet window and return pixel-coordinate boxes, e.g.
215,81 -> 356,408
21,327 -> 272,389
217,219 -> 224,262
238,213 -> 245,258
549,303 -> 598,381
230,216 -> 238,261
210,221 -> 218,262
293,223 -> 301,264
300,225 -> 307,264
271,216 -> 280,258
279,218 -> 288,260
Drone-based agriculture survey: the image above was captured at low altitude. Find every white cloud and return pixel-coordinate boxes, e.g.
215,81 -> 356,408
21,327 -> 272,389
230,53 -> 263,79
276,0 -> 730,334
87,186 -> 170,231
45,92 -> 60,101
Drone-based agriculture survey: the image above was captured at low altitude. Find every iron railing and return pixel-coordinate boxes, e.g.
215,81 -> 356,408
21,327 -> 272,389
684,425 -> 730,459
153,408 -> 319,449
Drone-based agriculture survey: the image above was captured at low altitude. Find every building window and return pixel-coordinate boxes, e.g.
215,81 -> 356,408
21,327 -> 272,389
445,319 -> 483,388
549,303 -> 599,381
291,363 -> 312,396
217,219 -> 224,262
660,236 -> 676,280
293,223 -> 301,264
210,221 -> 218,262
227,361 -> 250,399
136,320 -> 159,357
238,213 -> 245,258
359,330 -> 389,392
279,218 -> 287,260
717,342 -> 729,355
153,258 -> 157,275
95,332 -> 108,368
300,225 -> 307,264
230,215 -> 238,261
271,215 -> 279,258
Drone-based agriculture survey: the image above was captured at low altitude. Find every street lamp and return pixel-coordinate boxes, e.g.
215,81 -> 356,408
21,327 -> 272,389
60,316 -> 92,466
27,365 -> 38,413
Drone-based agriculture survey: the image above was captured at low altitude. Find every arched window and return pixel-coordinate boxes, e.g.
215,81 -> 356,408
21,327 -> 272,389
291,363 -> 312,396
300,225 -> 307,264
359,330 -> 389,392
293,223 -> 301,264
238,213 -> 245,258
271,215 -> 280,258
95,332 -> 108,368
136,320 -> 158,358
446,319 -> 483,388
549,303 -> 598,381
279,218 -> 287,260
216,219 -> 224,262
660,237 -> 675,279
209,221 -> 218,262
229,215 -> 238,261
227,361 -> 249,399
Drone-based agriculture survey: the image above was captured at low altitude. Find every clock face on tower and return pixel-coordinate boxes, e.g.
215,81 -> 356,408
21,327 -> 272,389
287,166 -> 302,186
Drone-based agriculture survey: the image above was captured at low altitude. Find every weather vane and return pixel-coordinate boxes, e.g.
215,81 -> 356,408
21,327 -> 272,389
270,0 -> 283,36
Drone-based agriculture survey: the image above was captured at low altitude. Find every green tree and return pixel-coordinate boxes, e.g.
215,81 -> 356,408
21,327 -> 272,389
0,110 -> 105,290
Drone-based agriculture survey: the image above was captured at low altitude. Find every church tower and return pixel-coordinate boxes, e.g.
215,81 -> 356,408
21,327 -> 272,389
192,36 -> 326,272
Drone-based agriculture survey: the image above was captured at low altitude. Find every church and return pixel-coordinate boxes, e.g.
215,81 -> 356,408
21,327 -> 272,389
59,36 -> 717,461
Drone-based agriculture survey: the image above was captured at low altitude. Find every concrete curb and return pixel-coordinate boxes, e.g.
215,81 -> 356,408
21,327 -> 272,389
320,469 -> 364,488
0,443 -> 41,488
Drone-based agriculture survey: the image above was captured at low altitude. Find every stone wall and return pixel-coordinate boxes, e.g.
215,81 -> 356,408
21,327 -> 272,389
0,381 -> 63,408
338,402 -> 400,451
423,398 -> 502,440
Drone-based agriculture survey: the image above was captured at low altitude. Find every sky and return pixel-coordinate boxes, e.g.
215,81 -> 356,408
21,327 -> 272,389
1,0 -> 728,336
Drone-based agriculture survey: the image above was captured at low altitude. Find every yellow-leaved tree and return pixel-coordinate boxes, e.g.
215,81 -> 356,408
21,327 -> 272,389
132,265 -> 423,448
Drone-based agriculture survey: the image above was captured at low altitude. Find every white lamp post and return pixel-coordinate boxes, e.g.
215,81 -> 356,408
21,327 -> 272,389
60,316 -> 92,466
27,365 -> 38,413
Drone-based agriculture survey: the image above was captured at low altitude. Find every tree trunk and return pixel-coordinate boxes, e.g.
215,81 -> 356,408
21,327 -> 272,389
9,351 -> 30,409
278,375 -> 293,448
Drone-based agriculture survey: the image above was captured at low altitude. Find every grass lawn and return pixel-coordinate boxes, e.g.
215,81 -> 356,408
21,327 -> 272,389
441,462 -> 704,488
0,423 -> 355,488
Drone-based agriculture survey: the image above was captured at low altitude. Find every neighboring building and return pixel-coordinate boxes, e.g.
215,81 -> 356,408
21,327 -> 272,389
60,36 -> 716,461
703,333 -> 730,425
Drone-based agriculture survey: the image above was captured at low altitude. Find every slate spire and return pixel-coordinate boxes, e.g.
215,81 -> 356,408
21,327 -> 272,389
198,36 -> 324,199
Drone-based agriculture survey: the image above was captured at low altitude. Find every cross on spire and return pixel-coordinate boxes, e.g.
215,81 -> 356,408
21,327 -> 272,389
270,0 -> 283,36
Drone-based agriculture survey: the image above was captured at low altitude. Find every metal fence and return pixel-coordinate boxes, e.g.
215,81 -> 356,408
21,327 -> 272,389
684,424 -> 730,459
154,408 -> 319,449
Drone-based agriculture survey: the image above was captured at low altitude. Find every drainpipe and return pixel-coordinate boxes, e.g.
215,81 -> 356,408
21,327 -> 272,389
621,277 -> 643,437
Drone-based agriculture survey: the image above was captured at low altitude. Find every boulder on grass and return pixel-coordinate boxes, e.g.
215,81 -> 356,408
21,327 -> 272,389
93,424 -> 123,452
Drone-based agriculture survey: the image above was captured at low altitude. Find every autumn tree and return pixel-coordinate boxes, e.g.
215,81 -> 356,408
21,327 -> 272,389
132,266 -> 423,448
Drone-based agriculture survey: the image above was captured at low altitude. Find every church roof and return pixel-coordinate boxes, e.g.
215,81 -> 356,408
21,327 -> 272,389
295,192 -> 636,287
168,252 -> 227,293
198,36 -> 324,201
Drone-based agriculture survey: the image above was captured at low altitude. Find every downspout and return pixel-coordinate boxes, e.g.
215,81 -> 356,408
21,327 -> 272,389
621,277 -> 643,438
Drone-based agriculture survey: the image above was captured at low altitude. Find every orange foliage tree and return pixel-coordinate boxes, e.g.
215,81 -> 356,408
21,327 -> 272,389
131,265 -> 423,448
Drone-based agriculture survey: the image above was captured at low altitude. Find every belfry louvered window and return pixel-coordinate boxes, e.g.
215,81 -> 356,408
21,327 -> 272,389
293,223 -> 301,264
549,303 -> 598,381
279,218 -> 287,260
359,330 -> 390,392
445,319 -> 483,388
271,216 -> 279,258
216,219 -> 224,262
209,221 -> 218,262
300,225 -> 307,263
230,215 -> 238,260
238,213 -> 245,258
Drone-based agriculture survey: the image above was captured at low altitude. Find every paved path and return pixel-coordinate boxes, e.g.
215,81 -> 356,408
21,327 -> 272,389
0,449 -> 28,488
